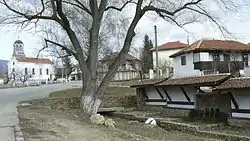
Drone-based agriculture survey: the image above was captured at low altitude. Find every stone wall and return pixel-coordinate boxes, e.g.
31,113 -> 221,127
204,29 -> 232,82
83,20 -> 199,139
101,95 -> 137,108
136,88 -> 145,107
194,92 -> 231,122
20,95 -> 137,110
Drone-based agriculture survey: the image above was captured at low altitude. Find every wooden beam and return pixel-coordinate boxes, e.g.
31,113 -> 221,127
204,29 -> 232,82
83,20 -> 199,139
142,88 -> 148,100
168,101 -> 194,105
156,87 -> 164,99
180,87 -> 191,102
232,109 -> 250,113
162,87 -> 172,101
145,99 -> 167,102
229,92 -> 239,109
196,87 -> 205,93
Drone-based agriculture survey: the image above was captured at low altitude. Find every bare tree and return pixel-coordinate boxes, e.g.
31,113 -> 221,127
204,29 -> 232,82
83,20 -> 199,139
9,68 -> 32,84
16,72 -> 32,84
0,0 -> 243,116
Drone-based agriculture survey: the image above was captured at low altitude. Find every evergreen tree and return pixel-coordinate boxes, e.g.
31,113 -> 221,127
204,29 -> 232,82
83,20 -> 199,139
140,34 -> 153,73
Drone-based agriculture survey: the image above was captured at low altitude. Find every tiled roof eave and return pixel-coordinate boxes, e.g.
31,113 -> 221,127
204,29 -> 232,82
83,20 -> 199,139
170,47 -> 250,58
150,46 -> 186,51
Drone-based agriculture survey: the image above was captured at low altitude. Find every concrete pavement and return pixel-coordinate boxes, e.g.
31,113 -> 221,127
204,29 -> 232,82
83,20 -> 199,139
0,81 -> 82,141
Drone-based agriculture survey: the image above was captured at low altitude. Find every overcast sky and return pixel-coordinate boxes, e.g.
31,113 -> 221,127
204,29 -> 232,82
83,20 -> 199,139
1,1 -> 250,60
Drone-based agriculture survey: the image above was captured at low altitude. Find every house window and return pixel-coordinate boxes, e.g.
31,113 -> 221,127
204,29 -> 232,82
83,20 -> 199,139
40,68 -> 42,75
224,54 -> 230,62
122,64 -> 126,70
25,68 -> 28,75
46,69 -> 49,75
212,53 -> 220,61
243,53 -> 249,67
32,68 -> 35,75
181,56 -> 186,66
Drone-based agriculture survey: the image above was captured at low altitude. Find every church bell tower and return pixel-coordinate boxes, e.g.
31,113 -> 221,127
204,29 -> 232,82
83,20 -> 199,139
12,38 -> 25,58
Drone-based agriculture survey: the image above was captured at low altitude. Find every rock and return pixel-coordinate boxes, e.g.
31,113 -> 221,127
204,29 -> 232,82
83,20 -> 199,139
145,118 -> 157,126
18,103 -> 32,107
128,120 -> 139,124
90,114 -> 105,125
104,118 -> 115,128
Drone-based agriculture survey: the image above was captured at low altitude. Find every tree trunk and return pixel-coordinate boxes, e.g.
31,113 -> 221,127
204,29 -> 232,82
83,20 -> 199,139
80,78 -> 102,116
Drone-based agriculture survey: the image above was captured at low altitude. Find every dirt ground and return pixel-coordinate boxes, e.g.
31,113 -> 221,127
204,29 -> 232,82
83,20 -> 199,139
18,105 -> 221,141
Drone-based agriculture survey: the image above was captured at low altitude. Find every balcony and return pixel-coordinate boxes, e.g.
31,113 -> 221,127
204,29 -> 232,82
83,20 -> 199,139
194,61 -> 244,74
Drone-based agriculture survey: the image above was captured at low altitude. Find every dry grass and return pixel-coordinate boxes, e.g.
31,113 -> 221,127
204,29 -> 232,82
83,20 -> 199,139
49,87 -> 136,98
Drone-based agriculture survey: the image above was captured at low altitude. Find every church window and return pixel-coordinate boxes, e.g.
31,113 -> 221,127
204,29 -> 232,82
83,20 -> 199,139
46,69 -> 49,75
25,68 -> 28,75
13,62 -> 15,65
32,68 -> 35,75
12,68 -> 15,72
40,68 -> 42,75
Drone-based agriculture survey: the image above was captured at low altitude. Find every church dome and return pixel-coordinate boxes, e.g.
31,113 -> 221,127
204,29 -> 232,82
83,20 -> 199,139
14,40 -> 23,44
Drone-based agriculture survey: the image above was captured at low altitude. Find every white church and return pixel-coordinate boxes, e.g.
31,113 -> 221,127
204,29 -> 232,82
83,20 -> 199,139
8,39 -> 54,84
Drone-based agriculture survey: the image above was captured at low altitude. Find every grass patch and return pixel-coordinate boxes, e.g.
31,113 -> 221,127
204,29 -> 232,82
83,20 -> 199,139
49,86 -> 136,98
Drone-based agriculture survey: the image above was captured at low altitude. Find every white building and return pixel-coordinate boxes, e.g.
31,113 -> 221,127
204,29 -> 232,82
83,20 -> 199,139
150,41 -> 187,76
132,39 -> 250,120
170,40 -> 250,77
8,40 -> 54,84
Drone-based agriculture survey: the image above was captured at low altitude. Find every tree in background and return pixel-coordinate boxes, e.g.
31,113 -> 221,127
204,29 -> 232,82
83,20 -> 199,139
140,34 -> 153,74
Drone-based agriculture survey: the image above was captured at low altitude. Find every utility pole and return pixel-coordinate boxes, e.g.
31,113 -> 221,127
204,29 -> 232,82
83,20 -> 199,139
154,25 -> 159,78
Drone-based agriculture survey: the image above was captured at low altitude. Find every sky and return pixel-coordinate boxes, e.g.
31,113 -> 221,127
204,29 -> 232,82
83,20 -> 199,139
1,1 -> 250,61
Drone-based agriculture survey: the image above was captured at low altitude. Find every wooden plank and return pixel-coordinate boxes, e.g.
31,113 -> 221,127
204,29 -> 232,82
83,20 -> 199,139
180,87 -> 191,102
229,92 -> 239,109
168,101 -> 194,105
161,87 -> 172,101
232,109 -> 250,113
142,88 -> 148,100
196,87 -> 205,93
145,99 -> 167,102
156,87 -> 164,99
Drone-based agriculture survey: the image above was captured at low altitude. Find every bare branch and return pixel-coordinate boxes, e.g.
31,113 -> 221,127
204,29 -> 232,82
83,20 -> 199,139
62,0 -> 92,15
186,6 -> 230,37
36,45 -> 48,58
105,0 -> 136,11
44,39 -> 77,58
142,0 -> 203,16
0,0 -> 63,25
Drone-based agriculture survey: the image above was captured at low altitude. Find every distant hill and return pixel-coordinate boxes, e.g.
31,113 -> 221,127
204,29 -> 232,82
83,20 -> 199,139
0,59 -> 8,78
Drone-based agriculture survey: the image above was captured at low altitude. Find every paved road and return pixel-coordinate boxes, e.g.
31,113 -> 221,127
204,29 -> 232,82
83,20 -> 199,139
0,81 -> 82,141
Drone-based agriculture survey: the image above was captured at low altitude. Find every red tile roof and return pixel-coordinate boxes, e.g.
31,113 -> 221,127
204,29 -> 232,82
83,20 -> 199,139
16,57 -> 53,64
215,77 -> 250,90
170,40 -> 250,57
130,77 -> 169,88
157,74 -> 231,87
130,74 -> 231,88
150,41 -> 187,51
